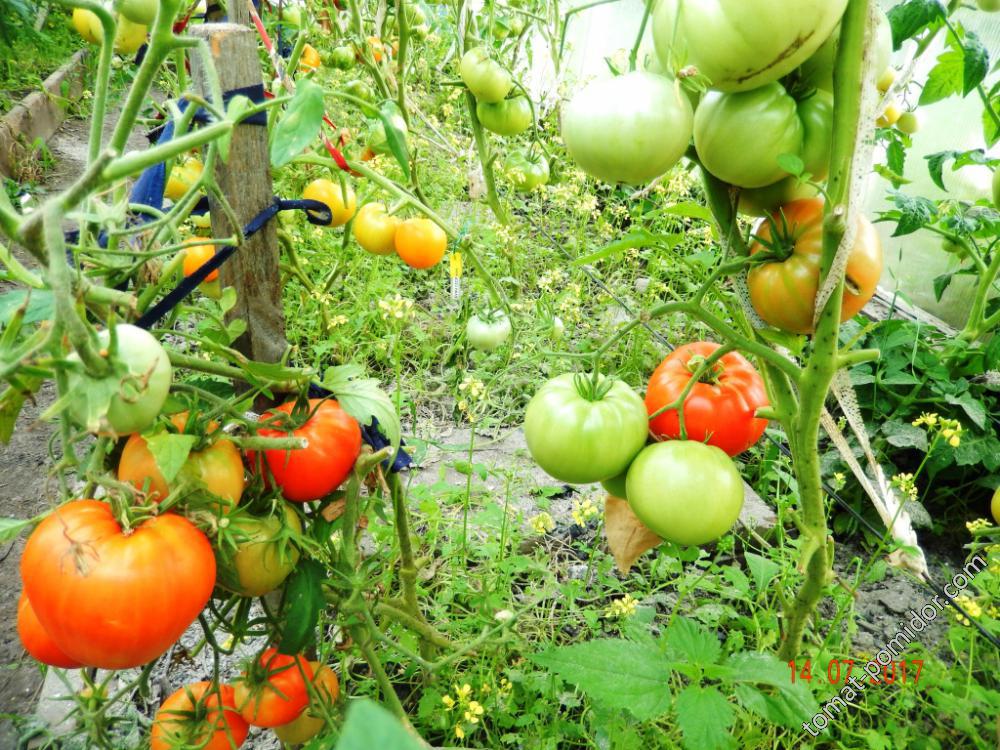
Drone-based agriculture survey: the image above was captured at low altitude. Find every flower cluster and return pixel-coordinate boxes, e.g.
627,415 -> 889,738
378,294 -> 415,323
952,594 -> 982,626
529,511 -> 554,535
537,267 -> 567,293
441,683 -> 485,740
457,375 -> 487,422
891,472 -> 919,502
966,518 -> 992,534
912,412 -> 963,447
605,593 -> 638,620
571,497 -> 599,527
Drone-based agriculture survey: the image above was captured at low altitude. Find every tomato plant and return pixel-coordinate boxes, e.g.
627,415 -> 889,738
151,682 -> 249,750
459,46 -> 513,103
272,663 -> 340,744
353,202 -> 400,255
394,217 -> 447,269
215,503 -> 302,597
20,500 -> 216,669
524,373 -> 648,484
466,311 -> 511,351
117,412 -> 246,511
303,178 -> 357,227
626,441 -> 744,546
651,0 -> 847,91
476,96 -> 531,136
233,648 -> 314,728
65,324 -> 172,437
253,399 -> 362,502
747,198 -> 883,334
561,72 -> 693,185
645,341 -> 769,457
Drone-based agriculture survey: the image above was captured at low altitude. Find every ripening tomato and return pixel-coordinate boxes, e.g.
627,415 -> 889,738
876,102 -> 902,128
72,8 -> 102,43
394,217 -> 447,269
111,15 -> 148,54
233,648 -> 314,728
117,412 -> 245,512
20,500 -> 216,669
253,399 -> 362,502
303,179 -> 357,227
626,441 -> 744,546
895,112 -> 920,135
524,373 -> 648,484
272,663 -> 340,744
182,237 -> 219,282
747,198 -> 883,334
645,342 -> 769,456
299,43 -> 321,73
215,504 -> 302,597
151,682 -> 249,750
353,203 -> 401,255
165,157 -> 203,202
17,593 -> 82,668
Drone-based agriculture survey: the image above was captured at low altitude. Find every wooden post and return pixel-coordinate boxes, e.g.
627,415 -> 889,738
189,24 -> 288,364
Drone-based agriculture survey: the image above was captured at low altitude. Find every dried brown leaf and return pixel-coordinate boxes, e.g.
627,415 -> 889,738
604,495 -> 661,573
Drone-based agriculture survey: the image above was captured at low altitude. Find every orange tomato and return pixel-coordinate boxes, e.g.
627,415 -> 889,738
303,178 -> 357,227
394,217 -> 447,269
299,43 -> 321,73
233,648 -> 314,728
367,36 -> 384,62
182,238 -> 218,282
151,682 -> 249,750
117,412 -> 245,512
273,662 -> 340,744
17,592 -> 82,668
352,203 -> 400,255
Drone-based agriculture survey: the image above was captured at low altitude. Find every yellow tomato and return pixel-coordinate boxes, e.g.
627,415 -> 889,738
876,68 -> 896,94
113,15 -> 147,54
303,178 -> 357,227
394,217 -> 447,269
876,101 -> 902,128
165,158 -> 204,202
352,203 -> 400,255
72,8 -> 102,44
299,43 -> 322,73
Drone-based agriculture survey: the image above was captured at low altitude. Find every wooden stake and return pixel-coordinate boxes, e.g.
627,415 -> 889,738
189,23 -> 288,365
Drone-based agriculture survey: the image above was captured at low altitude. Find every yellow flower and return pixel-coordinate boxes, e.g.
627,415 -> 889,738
454,725 -> 465,739
891,472 -> 918,502
530,512 -> 555,534
912,412 -> 939,428
456,683 -> 472,701
378,294 -> 415,323
953,594 -> 982,625
605,593 -> 638,620
966,518 -> 991,534
442,695 -> 455,710
571,498 -> 599,527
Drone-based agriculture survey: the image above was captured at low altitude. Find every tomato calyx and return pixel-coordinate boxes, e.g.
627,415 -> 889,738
752,209 -> 801,261
684,353 -> 724,384
571,372 -> 617,402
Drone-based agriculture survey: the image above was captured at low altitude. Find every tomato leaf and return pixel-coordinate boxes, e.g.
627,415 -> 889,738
919,48 -> 963,106
675,685 -> 735,750
572,230 -> 680,266
744,551 -> 781,593
377,100 -> 411,180
0,289 -> 53,326
528,639 -> 672,720
328,699 -> 425,750
0,517 -> 31,543
604,495 -> 661,573
271,80 -> 326,168
146,432 -> 197,484
321,364 -> 401,450
887,0 -> 944,51
0,378 -> 40,444
278,558 -> 325,655
961,33 -> 989,97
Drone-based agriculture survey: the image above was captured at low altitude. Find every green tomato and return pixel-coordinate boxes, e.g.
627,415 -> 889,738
941,238 -> 970,260
626,441 -> 744,546
280,5 -> 302,27
466,313 -> 512,351
459,46 -> 513,103
66,324 -> 172,437
652,0 -> 847,92
799,8 -> 892,91
993,168 -> 1000,209
364,103 -> 409,155
600,470 -> 629,500
695,82 -> 831,188
561,72 -> 693,185
977,0 -> 1000,11
329,46 -> 355,70
411,23 -> 429,40
476,96 -> 531,136
992,487 -> 1000,525
216,504 -> 302,597
524,374 -> 648,484
505,150 -> 550,191
896,111 -> 920,135
344,79 -> 375,103
116,0 -> 158,25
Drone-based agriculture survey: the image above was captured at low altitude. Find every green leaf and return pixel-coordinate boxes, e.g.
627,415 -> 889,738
983,98 -> 1000,147
321,364 -> 401,450
919,49 -> 963,106
0,378 -> 39,444
776,153 -> 804,177
933,273 -> 953,301
572,230 -> 677,266
0,517 -> 31,543
378,100 -> 411,180
661,201 -> 715,223
664,617 -> 721,666
0,289 -> 53,326
331,700 -> 425,750
744,551 -> 781,593
278,559 -> 325,655
887,0 -> 944,50
961,33 -> 989,96
146,432 -> 197,484
727,652 -> 820,726
924,148 -> 992,191
888,192 -> 937,235
674,685 -> 734,750
944,391 -> 986,429
271,80 -> 326,168
528,639 -> 673,720
881,420 -> 929,451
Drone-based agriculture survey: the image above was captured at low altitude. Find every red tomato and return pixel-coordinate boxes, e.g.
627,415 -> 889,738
252,399 -> 362,502
233,648 -> 314,727
17,592 -> 82,668
20,500 -> 216,669
273,662 -> 340,744
645,341 -> 769,456
151,682 -> 249,750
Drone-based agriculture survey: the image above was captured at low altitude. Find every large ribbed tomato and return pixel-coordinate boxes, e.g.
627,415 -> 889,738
20,500 -> 215,669
118,412 -> 245,512
272,662 -> 340,744
233,648 -> 314,728
17,592 -> 82,668
747,198 -> 883,334
253,399 -> 362,502
151,682 -> 249,750
645,342 -> 769,457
